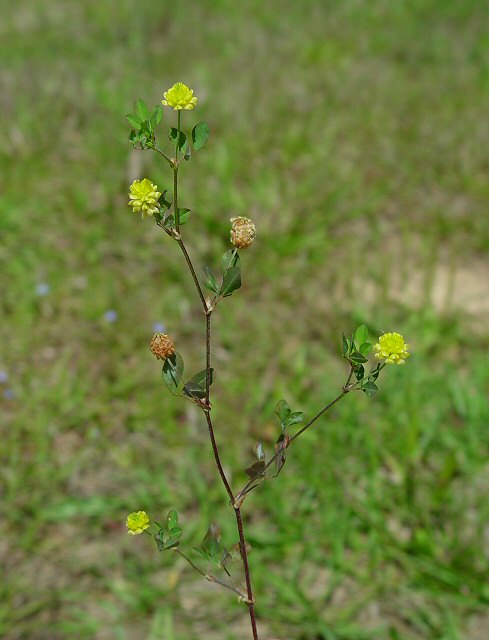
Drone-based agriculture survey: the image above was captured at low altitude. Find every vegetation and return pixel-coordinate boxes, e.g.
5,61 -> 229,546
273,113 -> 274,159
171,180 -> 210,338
2,1 -> 489,639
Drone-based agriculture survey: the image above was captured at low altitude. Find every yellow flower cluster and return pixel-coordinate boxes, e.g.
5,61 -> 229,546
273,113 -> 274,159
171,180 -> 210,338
230,217 -> 256,249
150,333 -> 175,360
162,82 -> 198,110
126,510 -> 150,535
128,179 -> 161,218
374,332 -> 410,365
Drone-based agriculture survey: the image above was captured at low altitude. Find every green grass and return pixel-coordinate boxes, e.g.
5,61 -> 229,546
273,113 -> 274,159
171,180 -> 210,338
2,0 -> 489,638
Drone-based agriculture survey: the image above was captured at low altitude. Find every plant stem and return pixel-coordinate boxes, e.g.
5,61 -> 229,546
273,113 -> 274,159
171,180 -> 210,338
234,507 -> 259,638
175,549 -> 247,599
154,145 -> 173,166
234,369 -> 356,504
174,110 -> 181,230
170,151 -> 259,640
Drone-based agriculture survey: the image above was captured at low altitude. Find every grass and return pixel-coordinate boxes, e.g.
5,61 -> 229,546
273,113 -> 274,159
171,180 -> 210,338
1,0 -> 489,638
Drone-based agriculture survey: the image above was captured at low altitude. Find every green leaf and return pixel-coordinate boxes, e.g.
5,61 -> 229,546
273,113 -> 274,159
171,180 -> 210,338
160,191 -> 172,210
177,208 -> 191,224
359,342 -> 372,356
275,399 -> 291,422
350,351 -> 368,364
135,99 -> 149,121
188,368 -> 215,387
183,146 -> 191,161
183,380 -> 206,399
220,266 -> 241,296
362,381 -> 378,397
161,352 -> 184,393
168,526 -> 183,540
203,524 -> 221,557
354,364 -> 365,381
163,537 -> 180,550
355,325 -> 369,347
342,333 -> 349,356
284,411 -> 304,427
203,266 -> 219,294
192,122 -> 210,150
166,509 -> 178,529
150,105 -> 163,127
220,249 -> 240,273
126,114 -> 142,129
169,127 -> 187,151
245,460 -> 266,480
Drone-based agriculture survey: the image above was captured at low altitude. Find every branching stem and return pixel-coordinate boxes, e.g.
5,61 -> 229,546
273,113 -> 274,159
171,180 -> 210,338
172,156 -> 259,639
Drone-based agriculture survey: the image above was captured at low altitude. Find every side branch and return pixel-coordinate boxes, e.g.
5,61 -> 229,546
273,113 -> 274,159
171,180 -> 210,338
234,369 -> 356,505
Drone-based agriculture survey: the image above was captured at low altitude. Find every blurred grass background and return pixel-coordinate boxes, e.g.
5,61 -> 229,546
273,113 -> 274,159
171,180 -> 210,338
1,0 -> 489,638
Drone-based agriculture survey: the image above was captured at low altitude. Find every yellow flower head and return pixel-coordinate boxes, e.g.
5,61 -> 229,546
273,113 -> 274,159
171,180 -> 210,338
128,179 -> 161,218
162,82 -> 198,110
126,510 -> 150,535
374,332 -> 410,365
150,333 -> 175,360
230,217 -> 256,249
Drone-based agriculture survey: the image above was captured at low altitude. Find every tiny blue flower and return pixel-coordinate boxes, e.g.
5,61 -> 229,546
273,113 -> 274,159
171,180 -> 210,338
36,283 -> 51,296
153,322 -> 166,333
104,310 -> 118,323
0,371 -> 8,384
3,388 -> 14,400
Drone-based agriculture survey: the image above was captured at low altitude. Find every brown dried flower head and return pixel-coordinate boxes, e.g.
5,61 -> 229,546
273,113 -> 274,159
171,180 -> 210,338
150,333 -> 175,360
230,217 -> 256,249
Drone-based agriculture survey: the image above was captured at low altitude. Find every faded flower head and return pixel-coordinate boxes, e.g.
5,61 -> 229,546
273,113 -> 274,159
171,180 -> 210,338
126,510 -> 150,535
128,178 -> 161,218
230,217 -> 256,249
374,332 -> 410,365
162,82 -> 198,110
150,333 -> 175,360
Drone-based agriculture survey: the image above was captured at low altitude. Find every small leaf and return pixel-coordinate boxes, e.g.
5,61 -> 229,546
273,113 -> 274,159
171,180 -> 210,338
284,411 -> 305,427
359,342 -> 372,356
245,460 -> 266,480
160,191 -> 173,210
355,325 -> 369,347
184,146 -> 191,161
350,351 -> 368,364
220,266 -> 241,296
183,380 -> 206,399
275,399 -> 291,422
203,266 -> 220,294
342,333 -> 349,356
126,114 -> 142,129
354,364 -> 365,381
162,352 -> 184,393
150,105 -> 163,127
362,381 -> 378,397
169,127 -> 187,151
177,208 -> 191,225
166,509 -> 178,529
220,249 -> 240,273
203,524 -> 221,557
168,526 -> 183,540
188,368 -> 214,387
221,546 -> 232,571
135,99 -> 149,121
163,537 -> 180,549
192,122 -> 210,150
